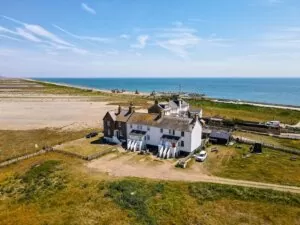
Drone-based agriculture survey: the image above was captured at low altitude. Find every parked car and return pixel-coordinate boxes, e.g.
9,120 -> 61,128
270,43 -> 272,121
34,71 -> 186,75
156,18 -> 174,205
265,121 -> 280,128
194,151 -> 208,162
85,132 -> 98,138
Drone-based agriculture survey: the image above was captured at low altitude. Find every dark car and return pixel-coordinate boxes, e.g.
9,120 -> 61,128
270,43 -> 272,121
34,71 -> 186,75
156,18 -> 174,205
85,132 -> 98,138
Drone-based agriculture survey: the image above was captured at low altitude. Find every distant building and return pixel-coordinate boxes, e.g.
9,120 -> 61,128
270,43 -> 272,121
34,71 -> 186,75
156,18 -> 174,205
148,95 -> 202,118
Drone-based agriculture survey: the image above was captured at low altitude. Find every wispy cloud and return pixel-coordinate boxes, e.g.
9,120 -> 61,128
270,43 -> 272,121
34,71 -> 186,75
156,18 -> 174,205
120,34 -> 130,39
0,34 -> 23,42
15,27 -> 42,42
154,23 -> 200,57
53,24 -> 111,43
24,24 -> 73,46
0,15 -> 91,55
260,27 -> 300,49
1,15 -> 73,47
131,35 -> 149,49
81,3 -> 96,15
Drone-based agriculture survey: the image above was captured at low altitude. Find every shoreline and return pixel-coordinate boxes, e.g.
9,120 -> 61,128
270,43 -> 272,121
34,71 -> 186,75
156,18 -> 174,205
27,78 -> 300,111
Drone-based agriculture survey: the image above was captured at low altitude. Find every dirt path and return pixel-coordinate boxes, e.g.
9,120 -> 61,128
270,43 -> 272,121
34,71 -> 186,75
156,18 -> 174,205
87,152 -> 300,194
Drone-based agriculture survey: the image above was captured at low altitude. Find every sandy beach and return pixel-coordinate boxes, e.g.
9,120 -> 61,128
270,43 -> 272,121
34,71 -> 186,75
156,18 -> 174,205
0,78 -> 119,130
0,98 -> 116,130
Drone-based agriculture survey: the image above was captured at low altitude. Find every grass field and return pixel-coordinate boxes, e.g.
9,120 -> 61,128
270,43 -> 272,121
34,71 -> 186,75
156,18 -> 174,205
54,135 -> 118,157
189,99 -> 300,124
234,131 -> 300,150
0,128 -> 94,162
0,153 -> 299,225
202,144 -> 300,187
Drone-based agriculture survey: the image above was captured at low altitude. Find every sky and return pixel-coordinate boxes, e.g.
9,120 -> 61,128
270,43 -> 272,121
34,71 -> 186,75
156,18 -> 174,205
1,0 -> 300,77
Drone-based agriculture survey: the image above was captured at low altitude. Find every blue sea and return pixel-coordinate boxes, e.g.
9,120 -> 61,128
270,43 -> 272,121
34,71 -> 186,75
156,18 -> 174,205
35,78 -> 300,106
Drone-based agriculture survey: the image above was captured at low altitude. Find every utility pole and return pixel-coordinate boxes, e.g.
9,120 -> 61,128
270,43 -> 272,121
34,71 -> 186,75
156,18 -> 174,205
179,84 -> 182,95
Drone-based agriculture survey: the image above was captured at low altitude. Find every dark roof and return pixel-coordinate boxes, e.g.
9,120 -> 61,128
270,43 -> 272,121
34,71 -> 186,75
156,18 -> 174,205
157,116 -> 193,131
127,112 -> 194,132
130,130 -> 147,136
161,134 -> 181,141
209,131 -> 231,140
169,99 -> 189,109
116,110 -> 132,122
107,111 -> 116,120
127,113 -> 159,126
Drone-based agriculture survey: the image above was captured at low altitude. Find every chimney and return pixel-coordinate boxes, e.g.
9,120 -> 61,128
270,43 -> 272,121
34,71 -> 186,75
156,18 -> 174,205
129,102 -> 135,113
156,110 -> 164,120
155,99 -> 159,105
194,114 -> 199,123
118,105 -> 122,114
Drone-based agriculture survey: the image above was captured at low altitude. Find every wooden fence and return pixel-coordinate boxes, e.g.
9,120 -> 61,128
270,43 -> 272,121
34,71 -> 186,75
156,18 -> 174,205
233,136 -> 300,156
0,146 -> 117,168
53,147 -> 116,161
0,150 -> 47,168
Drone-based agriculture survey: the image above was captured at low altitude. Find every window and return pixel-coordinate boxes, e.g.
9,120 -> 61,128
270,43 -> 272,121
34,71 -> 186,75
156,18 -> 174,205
147,126 -> 150,131
107,121 -> 111,127
169,129 -> 172,134
147,135 -> 150,140
137,125 -> 143,130
119,129 -> 123,137
160,128 -> 163,133
172,130 -> 175,135
107,129 -> 111,136
181,141 -> 184,147
181,131 -> 184,137
130,124 -> 132,129
118,122 -> 121,127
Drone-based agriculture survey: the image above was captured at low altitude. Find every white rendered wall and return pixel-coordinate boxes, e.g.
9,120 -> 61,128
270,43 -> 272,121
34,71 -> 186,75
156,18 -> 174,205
126,123 -> 191,152
191,120 -> 202,151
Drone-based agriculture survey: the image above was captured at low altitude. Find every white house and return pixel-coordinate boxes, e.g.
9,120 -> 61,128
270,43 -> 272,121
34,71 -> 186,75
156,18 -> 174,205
126,112 -> 202,158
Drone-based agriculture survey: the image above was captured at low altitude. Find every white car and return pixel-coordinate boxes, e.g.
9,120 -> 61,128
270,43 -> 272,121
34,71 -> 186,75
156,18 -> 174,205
194,151 -> 208,162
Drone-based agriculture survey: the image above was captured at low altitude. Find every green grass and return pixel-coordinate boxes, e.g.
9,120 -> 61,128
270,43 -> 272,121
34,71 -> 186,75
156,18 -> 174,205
189,99 -> 300,124
1,155 -> 300,225
106,178 -> 300,225
234,131 -> 300,150
55,135 -> 117,157
0,160 -> 66,202
203,145 -> 300,186
0,128 -> 94,162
